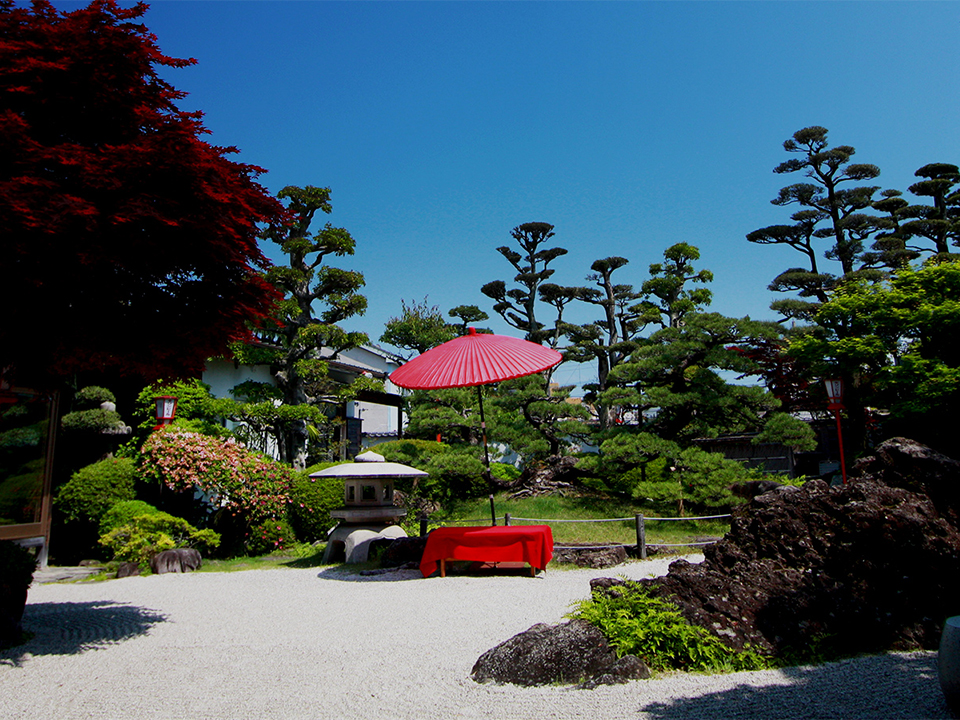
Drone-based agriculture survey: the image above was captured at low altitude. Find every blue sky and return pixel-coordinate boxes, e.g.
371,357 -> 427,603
56,1 -> 960,390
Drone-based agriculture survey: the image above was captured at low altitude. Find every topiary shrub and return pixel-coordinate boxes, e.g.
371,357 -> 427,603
245,518 -> 297,556
100,511 -> 220,571
571,579 -> 768,673
99,500 -> 160,537
287,467 -> 344,543
54,457 -> 138,525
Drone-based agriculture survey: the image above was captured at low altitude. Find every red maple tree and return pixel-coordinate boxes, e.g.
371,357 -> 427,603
0,0 -> 284,385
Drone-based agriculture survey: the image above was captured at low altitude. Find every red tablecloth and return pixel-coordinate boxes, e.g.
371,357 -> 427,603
419,525 -> 554,578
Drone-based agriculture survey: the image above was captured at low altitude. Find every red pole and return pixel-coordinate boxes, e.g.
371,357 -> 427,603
833,406 -> 848,484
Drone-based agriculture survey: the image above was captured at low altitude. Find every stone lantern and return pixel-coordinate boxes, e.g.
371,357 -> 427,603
312,450 -> 427,563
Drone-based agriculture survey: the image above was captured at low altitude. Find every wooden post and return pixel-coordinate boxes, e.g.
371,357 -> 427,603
504,513 -> 511,526
636,513 -> 646,559
489,494 -> 497,526
419,512 -> 428,537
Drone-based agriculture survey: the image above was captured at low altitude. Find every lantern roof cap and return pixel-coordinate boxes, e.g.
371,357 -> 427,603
309,451 -> 427,479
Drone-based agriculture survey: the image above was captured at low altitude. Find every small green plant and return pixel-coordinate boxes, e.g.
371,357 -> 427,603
55,457 -> 139,524
570,579 -> 769,673
246,518 -> 297,556
100,512 -> 220,569
98,500 -> 160,536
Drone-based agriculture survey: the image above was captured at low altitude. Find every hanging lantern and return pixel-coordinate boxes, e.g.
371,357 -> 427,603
154,395 -> 178,425
824,378 -> 844,407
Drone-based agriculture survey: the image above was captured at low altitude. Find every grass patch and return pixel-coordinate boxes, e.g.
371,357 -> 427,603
435,492 -> 730,547
197,543 -> 328,573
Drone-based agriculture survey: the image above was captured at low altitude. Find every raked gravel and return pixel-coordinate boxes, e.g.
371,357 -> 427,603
1,554 -> 949,720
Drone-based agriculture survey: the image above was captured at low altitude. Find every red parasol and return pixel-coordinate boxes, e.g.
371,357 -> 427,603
389,328 -> 562,389
389,328 -> 562,480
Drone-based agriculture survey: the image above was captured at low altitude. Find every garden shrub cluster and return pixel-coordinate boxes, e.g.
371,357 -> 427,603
99,500 -> 160,536
141,427 -> 294,525
287,465 -> 345,543
245,518 -> 296,555
99,511 -> 220,570
571,579 -> 768,673
54,457 -> 138,524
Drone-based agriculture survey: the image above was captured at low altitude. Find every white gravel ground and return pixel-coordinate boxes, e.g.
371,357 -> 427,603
1,554 -> 950,720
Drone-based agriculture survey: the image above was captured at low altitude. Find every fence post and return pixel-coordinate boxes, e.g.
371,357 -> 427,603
489,495 -> 497,526
636,513 -> 646,559
419,512 -> 428,537
504,513 -> 511,526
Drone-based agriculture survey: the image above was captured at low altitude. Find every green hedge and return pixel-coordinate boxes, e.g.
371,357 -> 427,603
55,457 -> 138,524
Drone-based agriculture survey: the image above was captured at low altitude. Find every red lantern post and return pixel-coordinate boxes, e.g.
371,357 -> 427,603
824,379 -> 847,484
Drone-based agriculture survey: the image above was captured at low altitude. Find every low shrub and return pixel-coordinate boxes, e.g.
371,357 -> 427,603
54,457 -> 138,524
245,518 -> 297,556
571,579 -> 768,673
490,462 -> 521,483
100,511 -> 220,570
99,500 -> 160,536
287,467 -> 344,543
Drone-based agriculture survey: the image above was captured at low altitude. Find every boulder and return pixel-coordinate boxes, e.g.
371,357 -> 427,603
150,548 -> 202,574
471,618 -> 650,687
850,437 -> 960,527
642,469 -> 960,658
552,543 -> 627,569
116,562 -> 141,578
376,535 -> 428,567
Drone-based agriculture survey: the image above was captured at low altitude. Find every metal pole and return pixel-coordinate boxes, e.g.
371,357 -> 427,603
419,512 -> 428,537
636,513 -> 646,559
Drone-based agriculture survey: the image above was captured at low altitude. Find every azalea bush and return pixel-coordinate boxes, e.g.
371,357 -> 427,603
141,427 -> 295,525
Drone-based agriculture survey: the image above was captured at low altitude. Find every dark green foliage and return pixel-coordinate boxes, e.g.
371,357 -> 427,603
245,518 -> 297,556
75,386 -> 116,405
376,439 -> 487,501
0,540 -> 36,589
98,500 -> 160,537
54,457 -> 138,524
571,580 -> 768,673
380,298 -> 457,356
287,466 -> 345,542
99,511 -> 221,569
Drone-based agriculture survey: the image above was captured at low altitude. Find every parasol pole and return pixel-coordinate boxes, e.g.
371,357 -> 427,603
477,384 -> 491,474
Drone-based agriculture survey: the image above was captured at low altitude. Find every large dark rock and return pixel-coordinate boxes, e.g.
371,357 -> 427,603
850,437 -> 960,527
471,618 -> 650,687
376,535 -> 428,568
553,543 -> 627,569
150,548 -> 202,574
642,452 -> 960,657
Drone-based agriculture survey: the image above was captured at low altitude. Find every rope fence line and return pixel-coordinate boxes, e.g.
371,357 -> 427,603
509,514 -> 731,523
427,508 -> 732,559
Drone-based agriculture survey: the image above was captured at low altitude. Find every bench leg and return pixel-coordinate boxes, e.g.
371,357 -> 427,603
440,558 -> 446,578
